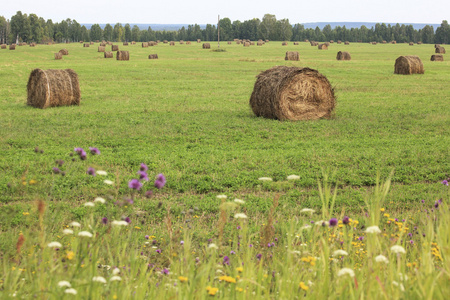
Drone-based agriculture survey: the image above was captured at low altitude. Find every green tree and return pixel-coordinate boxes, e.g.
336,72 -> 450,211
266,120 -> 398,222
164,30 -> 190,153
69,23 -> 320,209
241,18 -> 260,40
232,20 -> 242,39
276,19 -> 292,41
113,23 -> 123,41
435,20 -> 450,44
131,25 -> 140,41
0,16 -> 9,44
80,25 -> 89,42
147,26 -> 156,41
420,25 -> 434,44
322,24 -> 333,41
28,13 -> 42,42
103,23 -> 113,41
10,11 -> 31,42
90,24 -> 102,41
218,17 -> 232,41
259,14 -> 276,40
124,24 -> 131,42
178,26 -> 187,40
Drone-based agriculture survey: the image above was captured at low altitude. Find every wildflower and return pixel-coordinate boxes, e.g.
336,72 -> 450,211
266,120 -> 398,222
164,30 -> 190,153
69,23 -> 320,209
434,201 -> 439,208
442,180 -> 449,186
156,249 -> 162,254
180,241 -> 184,245
234,199 -> 245,204
300,208 -> 315,214
216,195 -> 227,199
145,190 -> 153,198
287,175 -> 300,180
74,147 -> 84,155
78,231 -> 93,238
206,286 -> 219,296
89,147 -> 100,155
66,251 -> 75,260
178,276 -> 188,282
102,217 -> 108,225
112,220 -> 128,226
208,243 -> 218,249
84,202 -> 95,207
138,171 -> 149,181
154,174 -> 166,189
375,255 -> 389,264
112,268 -> 120,275
223,256 -> 230,265
94,197 -> 106,204
110,276 -> 122,281
219,275 -> 236,283
258,177 -> 273,181
92,276 -> 107,283
128,179 -> 142,190
329,218 -> 338,227
299,281 -> 309,291
103,180 -> 114,185
365,226 -> 381,234
63,229 -> 74,235
86,167 -> 96,176
342,216 -> 350,225
52,167 -> 61,174
161,268 -> 169,275
333,250 -> 349,257
48,242 -> 62,248
64,288 -> 77,295
124,217 -> 131,223
256,253 -> 262,260
234,213 -> 247,219
391,245 -> 406,254
337,268 -> 355,278
58,281 -> 71,288
29,179 -> 37,185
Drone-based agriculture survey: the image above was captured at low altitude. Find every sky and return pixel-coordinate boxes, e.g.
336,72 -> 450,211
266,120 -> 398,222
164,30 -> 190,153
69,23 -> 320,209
2,0 -> 449,25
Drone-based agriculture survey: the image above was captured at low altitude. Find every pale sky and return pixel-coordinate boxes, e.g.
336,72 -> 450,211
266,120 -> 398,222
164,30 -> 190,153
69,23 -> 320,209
2,0 -> 448,25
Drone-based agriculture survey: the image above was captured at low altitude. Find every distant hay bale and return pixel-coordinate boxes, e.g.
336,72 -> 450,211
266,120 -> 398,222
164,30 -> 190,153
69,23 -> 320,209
202,43 -> 211,49
90,41 -> 94,45
131,41 -> 136,44
417,41 -> 422,45
96,40 -> 100,43
228,41 -> 232,44
163,40 -> 168,44
435,46 -> 446,54
142,42 -> 149,48
382,40 -> 387,44
149,41 -> 157,46
9,44 -> 16,50
148,54 -> 158,59
197,39 -> 201,43
156,40 -> 160,43
250,42 -> 255,45
186,41 -> 191,45
1,44 -> 7,49
257,41 -> 263,46
344,41 -> 350,45
336,51 -> 351,60
59,49 -> 69,55
98,46 -> 105,52
265,39 -> 269,43
30,43 -> 36,47
310,41 -> 318,46
394,56 -> 424,75
112,45 -> 119,51
282,42 -> 288,46
170,41 -> 175,46
107,42 -> 112,45
391,41 -> 397,44
26,68 -> 81,109
434,44 -> 440,48
244,42 -> 250,47
116,51 -> 129,61
104,51 -> 113,58
330,40 -> 334,43
236,41 -> 241,44
409,42 -> 414,46
318,44 -> 328,50
54,52 -> 62,60
79,41 -> 83,43
371,42 -> 377,45
179,40 -> 184,44
293,42 -> 299,45
249,66 -> 336,121
337,40 -> 342,44
324,42 -> 330,46
431,55 -> 444,61
123,42 -> 128,46
47,42 -> 52,45
100,42 -> 106,47
83,43 -> 90,47
285,51 -> 299,61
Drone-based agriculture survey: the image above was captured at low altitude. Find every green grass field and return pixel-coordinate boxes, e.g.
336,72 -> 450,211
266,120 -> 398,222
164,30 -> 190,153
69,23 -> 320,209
0,41 -> 449,299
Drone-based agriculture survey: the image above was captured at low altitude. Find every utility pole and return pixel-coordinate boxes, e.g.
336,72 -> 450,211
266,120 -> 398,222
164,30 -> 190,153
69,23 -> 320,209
218,15 -> 220,48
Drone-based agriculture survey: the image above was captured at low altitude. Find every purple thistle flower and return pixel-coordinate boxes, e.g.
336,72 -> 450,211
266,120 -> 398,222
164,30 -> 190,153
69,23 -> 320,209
442,180 -> 449,186
329,218 -> 338,227
52,167 -> 61,174
87,167 -> 96,176
128,179 -> 142,190
223,256 -> 230,265
410,240 -> 414,245
138,171 -> 149,181
140,163 -> 148,171
74,147 -> 84,154
89,147 -> 100,155
358,236 -> 364,241
154,174 -> 166,189
274,238 -> 278,242
102,217 -> 108,224
125,217 -> 131,224
267,243 -> 271,248
161,268 -> 169,274
56,159 -> 64,166
256,253 -> 262,260
237,225 -> 241,230
156,249 -> 161,254
80,151 -> 87,160
145,235 -> 149,239
230,250 -> 236,255
180,241 -> 184,245
421,199 -> 425,203
249,244 -> 253,248
434,201 -> 439,209
145,190 -> 153,198
342,216 -> 350,225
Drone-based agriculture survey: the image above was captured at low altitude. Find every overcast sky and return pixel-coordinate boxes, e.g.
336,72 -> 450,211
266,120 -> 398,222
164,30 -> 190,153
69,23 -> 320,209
2,0 -> 448,25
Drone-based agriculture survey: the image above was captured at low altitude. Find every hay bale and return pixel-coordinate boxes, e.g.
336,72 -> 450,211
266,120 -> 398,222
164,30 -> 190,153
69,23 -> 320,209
236,41 -> 241,44
382,40 -> 387,44
244,42 -> 250,47
282,42 -> 288,46
100,42 -> 106,47
98,46 -> 105,52
391,41 -> 397,44
310,41 -> 318,46
318,44 -> 328,50
30,43 -> 36,47
9,44 -> 16,50
265,39 -> 269,43
371,42 -> 377,45
257,42 -> 263,46
163,40 -> 168,44
337,40 -> 342,44
394,56 -> 424,75
197,39 -> 201,43
249,66 -> 335,121
1,44 -> 7,49
26,69 -> 81,109
104,51 -> 113,58
186,41 -> 191,45
112,45 -> 119,51
228,41 -> 232,45
59,49 -> 69,55
336,51 -> 351,60
107,42 -> 112,45
202,43 -> 210,49
148,54 -> 158,59
149,41 -> 157,46
83,43 -> 90,47
90,41 -> 94,45
344,41 -> 350,45
324,42 -> 330,46
435,46 -> 446,54
170,41 -> 175,46
417,41 -> 422,45
431,55 -> 444,61
131,41 -> 136,44
180,40 -> 184,44
285,51 -> 299,61
116,51 -> 129,61
142,42 -> 149,47
54,52 -> 62,60
123,42 -> 128,46
409,42 -> 414,46
250,42 -> 255,45
434,44 -> 440,48
293,42 -> 299,45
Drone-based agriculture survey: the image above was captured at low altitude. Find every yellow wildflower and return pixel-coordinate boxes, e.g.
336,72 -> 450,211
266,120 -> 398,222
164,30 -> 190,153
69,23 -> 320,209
23,212 -> 30,216
178,276 -> 188,283
380,208 -> 385,212
299,282 -> 309,291
236,267 -> 243,273
29,180 -> 37,185
219,275 -> 236,283
206,286 -> 219,296
66,251 -> 75,260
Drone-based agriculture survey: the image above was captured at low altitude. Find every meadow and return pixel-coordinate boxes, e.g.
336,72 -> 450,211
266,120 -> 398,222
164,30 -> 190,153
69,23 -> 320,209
0,40 -> 449,298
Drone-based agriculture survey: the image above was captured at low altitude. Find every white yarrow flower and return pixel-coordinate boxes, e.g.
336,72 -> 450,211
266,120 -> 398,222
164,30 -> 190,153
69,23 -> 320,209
110,276 -> 122,281
112,268 -> 120,275
112,220 -> 129,226
287,175 -> 300,180
333,250 -> 349,256
258,177 -> 273,181
375,255 -> 389,264
234,199 -> 245,204
94,197 -> 106,204
216,195 -> 227,199
64,288 -> 77,295
69,221 -> 81,227
103,180 -> 114,185
391,245 -> 406,254
301,225 -> 312,230
208,243 -> 218,249
300,208 -> 315,214
337,268 -> 355,277
48,241 -> 62,248
92,276 -> 107,283
96,170 -> 108,176
365,226 -> 381,234
84,202 -> 95,207
78,231 -> 93,238
63,229 -> 74,235
57,281 -> 71,288
234,213 -> 248,219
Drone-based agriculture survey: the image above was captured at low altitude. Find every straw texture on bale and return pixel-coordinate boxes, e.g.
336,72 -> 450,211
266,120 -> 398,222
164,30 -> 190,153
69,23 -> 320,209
344,41 -> 350,45
100,42 -> 106,47
170,41 -> 175,46
244,42 -> 250,47
54,52 -> 62,60
409,42 -> 414,46
202,43 -> 211,49
336,51 -> 351,60
83,43 -> 90,47
330,40 -> 334,43
148,54 -> 158,59
116,51 -> 129,60
30,43 -> 36,47
228,41 -> 232,44
431,55 -> 443,61
90,42 -> 94,45
391,41 -> 397,44
310,41 -> 318,46
27,69 -> 81,109
1,44 -> 6,49
293,42 -> 299,45
382,40 -> 387,44
163,40 -> 168,44
435,44 -> 440,48
285,51 -> 299,61
149,41 -> 157,46
59,49 -> 69,55
257,42 -> 263,46
435,46 -> 446,54
394,56 -> 424,75
123,42 -> 128,46
10,44 -> 16,50
318,44 -> 328,50
104,51 -> 113,58
112,45 -> 119,51
249,66 -> 336,121
98,46 -> 105,52
236,41 -> 241,44
186,41 -> 191,45
197,39 -> 201,43
142,42 -> 149,47
337,40 -> 342,44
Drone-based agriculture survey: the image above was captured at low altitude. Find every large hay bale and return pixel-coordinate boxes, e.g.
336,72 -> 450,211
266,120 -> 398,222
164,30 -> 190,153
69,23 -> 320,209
244,42 -> 250,47
394,56 -> 424,75
149,41 -> 157,46
26,69 -> 81,109
318,44 -> 328,50
324,42 -> 330,46
431,55 -> 444,61
170,41 -> 175,46
83,43 -> 90,47
54,52 -> 62,60
336,51 -> 351,60
434,44 -> 440,48
98,46 -> 105,52
116,51 -> 129,61
409,42 -> 414,46
10,44 -> 16,50
249,66 -> 336,121
257,41 -> 263,46
285,51 -> 299,61
59,49 -> 68,55
202,43 -> 210,49
112,45 -> 119,51
142,42 -> 149,47
435,46 -> 446,54
148,54 -> 158,59
104,51 -> 113,58
1,44 -> 7,49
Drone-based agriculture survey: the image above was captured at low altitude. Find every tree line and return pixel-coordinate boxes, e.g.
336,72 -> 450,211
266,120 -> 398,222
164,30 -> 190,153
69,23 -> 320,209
1,12 -> 449,45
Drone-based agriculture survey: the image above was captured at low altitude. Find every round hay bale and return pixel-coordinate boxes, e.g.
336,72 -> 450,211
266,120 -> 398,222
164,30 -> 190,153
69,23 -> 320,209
417,41 -> 422,45
180,40 -> 184,44
98,46 -> 105,52
249,66 -> 336,121
116,51 -> 129,61
107,41 -> 112,45
149,41 -> 157,46
186,41 -> 191,45
9,44 -> 16,50
250,42 -> 255,45
344,41 -> 350,45
197,39 -> 201,43
265,39 -> 269,43
244,42 -> 250,47
293,42 -> 299,45
228,41 -> 232,45
409,42 -> 414,46
371,41 -> 377,45
112,45 -> 119,51
434,44 -> 440,48
170,41 -> 175,46
431,55 -> 444,61
285,51 -> 299,61
163,40 -> 168,44
257,41 -> 263,46
90,41 -> 94,45
59,49 -> 69,55
79,41 -> 83,43
336,51 -> 351,60
382,40 -> 387,44
318,44 -> 328,50
131,41 -> 136,44
26,69 -> 81,109
391,41 -> 397,44
100,42 -> 106,47
435,46 -> 446,54
202,43 -> 211,49
1,44 -> 6,49
54,52 -> 62,60
142,42 -> 149,47
123,42 -> 129,46
282,42 -> 288,46
104,51 -> 113,58
83,43 -> 90,47
324,42 -> 330,46
30,43 -> 36,47
148,54 -> 158,59
310,41 -> 318,46
394,56 -> 424,75
236,41 -> 241,45
337,40 -> 342,44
